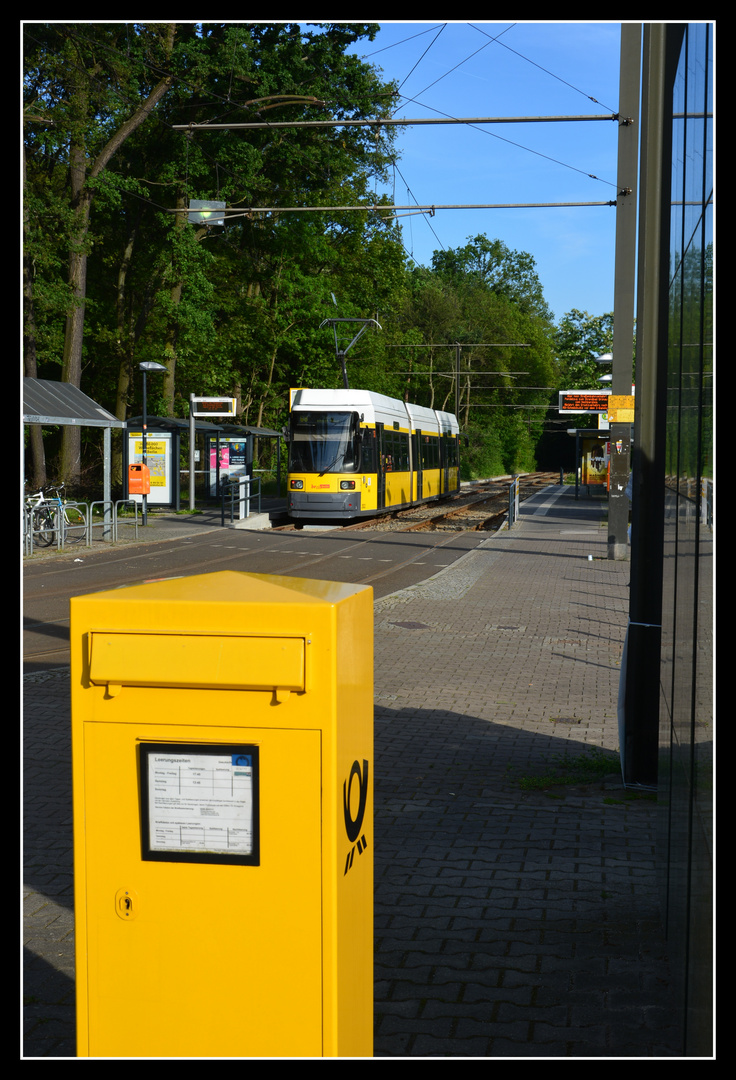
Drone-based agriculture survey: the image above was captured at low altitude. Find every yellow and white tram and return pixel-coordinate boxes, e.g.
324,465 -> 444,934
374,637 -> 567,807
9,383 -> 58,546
287,388 -> 460,522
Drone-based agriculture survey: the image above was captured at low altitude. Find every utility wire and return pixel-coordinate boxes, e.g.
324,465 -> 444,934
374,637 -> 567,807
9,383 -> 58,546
469,22 -> 619,114
396,23 -> 447,91
392,91 -> 618,189
398,23 -> 515,104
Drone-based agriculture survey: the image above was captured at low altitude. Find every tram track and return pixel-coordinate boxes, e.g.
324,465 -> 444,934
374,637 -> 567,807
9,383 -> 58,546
23,523 -> 481,671
340,471 -> 561,533
23,472 -> 561,672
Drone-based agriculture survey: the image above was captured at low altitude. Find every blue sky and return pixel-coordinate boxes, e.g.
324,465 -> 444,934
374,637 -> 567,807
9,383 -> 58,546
345,21 -> 623,325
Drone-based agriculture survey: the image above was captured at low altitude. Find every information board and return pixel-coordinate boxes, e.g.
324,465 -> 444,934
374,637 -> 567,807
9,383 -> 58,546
558,391 -> 611,414
190,396 -> 237,418
140,743 -> 260,865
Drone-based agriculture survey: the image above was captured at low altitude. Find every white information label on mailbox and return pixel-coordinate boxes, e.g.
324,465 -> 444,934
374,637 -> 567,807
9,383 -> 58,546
141,745 -> 259,862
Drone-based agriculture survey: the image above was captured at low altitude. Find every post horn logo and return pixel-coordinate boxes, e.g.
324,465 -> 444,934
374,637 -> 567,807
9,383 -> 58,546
343,759 -> 369,876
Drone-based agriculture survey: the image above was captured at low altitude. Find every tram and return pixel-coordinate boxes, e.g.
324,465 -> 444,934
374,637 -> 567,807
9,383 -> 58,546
287,388 -> 461,522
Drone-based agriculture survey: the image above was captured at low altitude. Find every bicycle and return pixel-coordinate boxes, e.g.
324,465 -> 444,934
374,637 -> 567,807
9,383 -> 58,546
24,482 -> 87,548
46,483 -> 87,545
24,485 -> 57,547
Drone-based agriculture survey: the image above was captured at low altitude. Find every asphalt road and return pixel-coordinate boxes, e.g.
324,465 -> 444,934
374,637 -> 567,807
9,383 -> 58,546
23,522 -> 489,675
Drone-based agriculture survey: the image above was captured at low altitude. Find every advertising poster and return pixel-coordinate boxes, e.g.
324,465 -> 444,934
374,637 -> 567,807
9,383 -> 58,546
582,439 -> 609,485
209,438 -> 247,494
128,432 -> 172,504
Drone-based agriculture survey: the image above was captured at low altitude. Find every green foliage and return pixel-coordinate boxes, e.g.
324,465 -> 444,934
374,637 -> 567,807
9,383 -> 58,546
554,308 -> 614,389
24,22 -> 617,489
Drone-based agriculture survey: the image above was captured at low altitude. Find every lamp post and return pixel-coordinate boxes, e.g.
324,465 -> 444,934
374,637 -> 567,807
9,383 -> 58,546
138,362 -> 167,525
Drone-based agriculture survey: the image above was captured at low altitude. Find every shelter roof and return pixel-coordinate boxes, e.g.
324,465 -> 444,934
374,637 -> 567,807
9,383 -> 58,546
23,379 -> 124,428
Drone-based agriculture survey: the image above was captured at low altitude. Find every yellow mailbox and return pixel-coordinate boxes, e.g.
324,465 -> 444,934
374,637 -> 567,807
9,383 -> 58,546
70,571 -> 374,1059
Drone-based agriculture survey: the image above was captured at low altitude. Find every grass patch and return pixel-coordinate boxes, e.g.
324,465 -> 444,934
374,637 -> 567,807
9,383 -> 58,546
514,747 -> 620,791
603,792 -> 656,804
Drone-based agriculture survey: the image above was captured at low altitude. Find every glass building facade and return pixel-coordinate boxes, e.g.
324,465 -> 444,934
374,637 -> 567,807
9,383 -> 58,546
656,23 -> 713,1057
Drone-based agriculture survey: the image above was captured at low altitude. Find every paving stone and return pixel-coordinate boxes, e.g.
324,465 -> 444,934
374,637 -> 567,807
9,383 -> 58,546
24,488 -> 683,1058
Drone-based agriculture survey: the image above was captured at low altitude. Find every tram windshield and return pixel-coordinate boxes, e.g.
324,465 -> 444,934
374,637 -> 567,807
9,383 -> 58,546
289,410 -> 361,474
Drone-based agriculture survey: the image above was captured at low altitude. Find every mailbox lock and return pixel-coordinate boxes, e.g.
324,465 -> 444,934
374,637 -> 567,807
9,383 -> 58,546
115,887 -> 138,921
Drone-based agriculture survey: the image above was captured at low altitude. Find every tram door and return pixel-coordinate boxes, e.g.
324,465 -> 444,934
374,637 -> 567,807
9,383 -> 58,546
376,423 -> 386,510
413,432 -> 423,502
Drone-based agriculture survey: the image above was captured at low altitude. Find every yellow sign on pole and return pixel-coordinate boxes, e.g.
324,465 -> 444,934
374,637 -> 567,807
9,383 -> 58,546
608,395 -> 636,423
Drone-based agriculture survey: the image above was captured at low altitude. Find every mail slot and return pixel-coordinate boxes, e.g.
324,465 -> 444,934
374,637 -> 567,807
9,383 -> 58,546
70,570 -> 374,1058
128,462 -> 150,494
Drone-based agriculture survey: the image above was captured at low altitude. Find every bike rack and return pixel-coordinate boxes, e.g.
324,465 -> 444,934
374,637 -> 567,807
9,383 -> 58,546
23,507 -> 34,556
88,501 -> 115,545
22,500 -> 62,553
221,476 -> 262,526
114,500 -> 140,541
61,501 -> 88,547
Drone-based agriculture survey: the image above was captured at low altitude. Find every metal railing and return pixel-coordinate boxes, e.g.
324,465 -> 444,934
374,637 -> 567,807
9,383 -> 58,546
113,500 -> 140,541
221,475 -> 262,526
89,501 -> 140,544
507,475 -> 521,528
23,497 -> 140,554
701,478 -> 713,531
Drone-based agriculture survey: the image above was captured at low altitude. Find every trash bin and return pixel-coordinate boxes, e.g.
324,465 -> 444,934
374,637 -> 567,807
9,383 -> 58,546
70,570 -> 374,1058
127,462 -> 150,495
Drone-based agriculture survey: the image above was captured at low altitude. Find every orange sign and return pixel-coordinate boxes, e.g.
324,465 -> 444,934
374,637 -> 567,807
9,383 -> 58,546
608,395 -> 635,422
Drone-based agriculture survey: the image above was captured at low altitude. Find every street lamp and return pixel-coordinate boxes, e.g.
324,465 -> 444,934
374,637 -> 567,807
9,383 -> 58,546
138,362 -> 167,525
595,352 -> 613,384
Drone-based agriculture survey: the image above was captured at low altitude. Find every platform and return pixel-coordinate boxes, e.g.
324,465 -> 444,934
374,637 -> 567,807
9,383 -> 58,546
23,485 -> 681,1057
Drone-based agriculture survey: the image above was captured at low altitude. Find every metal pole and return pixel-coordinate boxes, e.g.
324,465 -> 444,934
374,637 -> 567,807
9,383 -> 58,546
141,371 -> 148,526
189,394 -> 196,510
620,22 -> 671,788
173,114 -> 618,131
608,22 -> 641,560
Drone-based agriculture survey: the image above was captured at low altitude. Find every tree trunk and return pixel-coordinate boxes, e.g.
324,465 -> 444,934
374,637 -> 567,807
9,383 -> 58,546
58,24 -> 177,483
161,191 -> 188,415
112,228 -> 138,484
23,149 -> 46,489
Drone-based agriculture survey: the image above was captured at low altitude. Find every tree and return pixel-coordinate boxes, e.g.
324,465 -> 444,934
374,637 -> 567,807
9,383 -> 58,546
23,22 -> 403,487
553,308 -> 614,389
431,234 -> 552,321
24,23 -> 177,482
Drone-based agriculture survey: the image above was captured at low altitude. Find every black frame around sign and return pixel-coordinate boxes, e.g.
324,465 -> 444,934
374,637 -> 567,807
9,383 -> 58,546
139,742 -> 260,866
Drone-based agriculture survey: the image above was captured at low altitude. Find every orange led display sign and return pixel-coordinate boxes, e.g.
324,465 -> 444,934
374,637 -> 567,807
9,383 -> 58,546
558,391 -> 611,414
190,396 -> 237,417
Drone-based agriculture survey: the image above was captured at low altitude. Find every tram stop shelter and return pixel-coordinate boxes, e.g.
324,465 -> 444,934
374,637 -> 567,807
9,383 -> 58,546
567,427 -> 615,499
23,378 -> 125,503
124,415 -> 283,510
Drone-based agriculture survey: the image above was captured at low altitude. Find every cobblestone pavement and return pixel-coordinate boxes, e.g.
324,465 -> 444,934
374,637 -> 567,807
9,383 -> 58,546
23,487 -> 682,1057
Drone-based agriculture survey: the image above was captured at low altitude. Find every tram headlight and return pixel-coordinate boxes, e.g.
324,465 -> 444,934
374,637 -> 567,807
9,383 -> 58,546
290,479 -> 304,489
340,480 -> 356,490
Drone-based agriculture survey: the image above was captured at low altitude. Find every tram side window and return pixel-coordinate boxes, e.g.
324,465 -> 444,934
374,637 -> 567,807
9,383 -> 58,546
361,427 -> 376,472
421,434 -> 440,470
381,429 -> 410,472
443,434 -> 459,468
